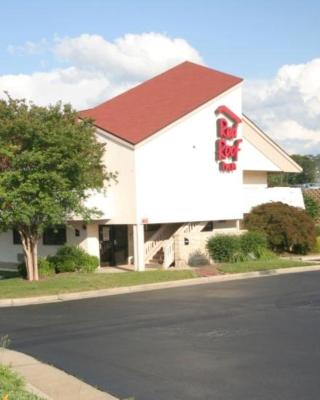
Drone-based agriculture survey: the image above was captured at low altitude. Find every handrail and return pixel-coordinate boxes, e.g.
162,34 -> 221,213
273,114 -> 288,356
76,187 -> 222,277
144,223 -> 180,261
144,221 -> 209,264
163,237 -> 175,269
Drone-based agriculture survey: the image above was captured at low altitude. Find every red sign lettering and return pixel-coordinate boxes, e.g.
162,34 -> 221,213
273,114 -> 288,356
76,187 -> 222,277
217,139 -> 242,161
215,106 -> 242,172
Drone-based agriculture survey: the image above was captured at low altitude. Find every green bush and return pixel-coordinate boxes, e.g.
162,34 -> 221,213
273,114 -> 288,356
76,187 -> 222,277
303,193 -> 320,220
206,235 -> 241,262
49,245 -> 99,273
254,246 -> 277,260
312,237 -> 320,253
244,202 -> 316,254
18,258 -> 55,279
315,225 -> 320,236
240,231 -> 268,255
230,250 -> 251,263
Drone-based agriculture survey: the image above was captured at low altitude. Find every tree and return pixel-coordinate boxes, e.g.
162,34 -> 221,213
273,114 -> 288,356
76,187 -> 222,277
268,172 -> 289,187
303,192 -> 320,220
0,95 -> 115,281
244,202 -> 316,254
268,154 -> 318,187
288,154 -> 317,185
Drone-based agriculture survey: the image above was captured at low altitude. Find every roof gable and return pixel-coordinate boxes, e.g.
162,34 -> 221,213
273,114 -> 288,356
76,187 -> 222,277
79,61 -> 242,144
243,115 -> 302,173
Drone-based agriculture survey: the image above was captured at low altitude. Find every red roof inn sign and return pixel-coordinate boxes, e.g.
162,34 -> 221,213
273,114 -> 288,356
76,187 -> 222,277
215,105 -> 242,172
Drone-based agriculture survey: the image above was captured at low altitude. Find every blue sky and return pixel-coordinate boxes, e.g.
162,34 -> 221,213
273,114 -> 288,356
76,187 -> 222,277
1,0 -> 320,78
1,0 -> 320,154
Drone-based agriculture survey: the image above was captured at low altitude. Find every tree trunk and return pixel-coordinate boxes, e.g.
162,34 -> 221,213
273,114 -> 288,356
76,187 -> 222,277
32,240 -> 39,281
20,232 -> 39,281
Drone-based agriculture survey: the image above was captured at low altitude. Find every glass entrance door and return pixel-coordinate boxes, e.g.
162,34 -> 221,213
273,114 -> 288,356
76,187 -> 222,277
99,225 -> 128,266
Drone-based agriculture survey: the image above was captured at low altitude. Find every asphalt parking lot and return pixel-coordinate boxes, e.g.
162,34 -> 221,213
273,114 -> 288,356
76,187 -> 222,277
1,271 -> 320,400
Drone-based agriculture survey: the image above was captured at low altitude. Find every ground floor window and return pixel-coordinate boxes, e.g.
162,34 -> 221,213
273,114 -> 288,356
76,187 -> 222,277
43,226 -> 67,245
12,226 -> 67,246
13,229 -> 22,245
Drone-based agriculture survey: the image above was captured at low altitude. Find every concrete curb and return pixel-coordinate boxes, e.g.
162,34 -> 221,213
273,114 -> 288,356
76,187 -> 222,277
0,349 -> 119,400
1,265 -> 320,308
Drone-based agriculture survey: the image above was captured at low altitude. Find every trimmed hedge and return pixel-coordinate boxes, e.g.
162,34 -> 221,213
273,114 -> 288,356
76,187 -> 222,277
48,245 -> 99,273
206,231 -> 271,263
206,235 -> 241,262
240,231 -> 268,255
244,202 -> 316,254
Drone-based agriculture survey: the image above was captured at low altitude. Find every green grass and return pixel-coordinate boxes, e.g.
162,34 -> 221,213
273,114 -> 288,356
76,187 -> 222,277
0,269 -> 196,299
217,259 -> 317,274
0,364 -> 41,399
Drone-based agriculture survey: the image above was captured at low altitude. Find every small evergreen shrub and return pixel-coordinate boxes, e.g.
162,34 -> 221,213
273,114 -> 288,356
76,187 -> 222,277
240,231 -> 268,255
18,258 -> 55,279
206,235 -> 241,262
244,202 -> 316,254
49,245 -> 99,273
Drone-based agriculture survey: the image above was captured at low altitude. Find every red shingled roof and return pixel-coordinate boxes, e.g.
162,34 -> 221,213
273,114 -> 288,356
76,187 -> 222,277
79,61 -> 242,145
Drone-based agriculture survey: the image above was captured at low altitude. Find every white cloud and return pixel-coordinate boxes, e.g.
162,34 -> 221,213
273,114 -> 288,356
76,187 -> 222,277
3,33 -> 319,155
54,33 -> 203,82
0,68 -> 113,109
244,58 -> 320,154
0,32 -> 203,109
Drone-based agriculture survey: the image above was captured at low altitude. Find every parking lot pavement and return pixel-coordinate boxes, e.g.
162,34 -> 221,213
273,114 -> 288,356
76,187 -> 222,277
1,271 -> 320,400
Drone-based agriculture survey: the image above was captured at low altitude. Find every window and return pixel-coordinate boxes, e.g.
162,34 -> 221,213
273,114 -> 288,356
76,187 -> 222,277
43,226 -> 66,245
13,229 -> 22,245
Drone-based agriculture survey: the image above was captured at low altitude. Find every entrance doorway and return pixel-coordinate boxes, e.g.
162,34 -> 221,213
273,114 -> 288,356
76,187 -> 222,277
99,225 -> 128,266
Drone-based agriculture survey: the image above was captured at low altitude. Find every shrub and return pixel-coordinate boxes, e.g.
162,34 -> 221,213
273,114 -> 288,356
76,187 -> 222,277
49,245 -> 99,273
206,235 -> 241,262
188,250 -> 210,266
313,237 -> 320,253
254,246 -> 277,260
18,258 -> 55,279
315,225 -> 320,236
240,231 -> 268,255
303,193 -> 320,220
244,202 -> 316,254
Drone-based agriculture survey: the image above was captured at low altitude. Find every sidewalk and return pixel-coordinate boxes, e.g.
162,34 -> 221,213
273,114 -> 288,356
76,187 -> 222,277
1,349 -> 119,400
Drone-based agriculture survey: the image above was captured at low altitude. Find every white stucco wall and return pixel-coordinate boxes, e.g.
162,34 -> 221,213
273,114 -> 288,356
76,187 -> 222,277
243,187 -> 305,213
242,139 -> 281,172
81,131 -> 136,224
134,86 -> 244,224
0,222 -> 87,264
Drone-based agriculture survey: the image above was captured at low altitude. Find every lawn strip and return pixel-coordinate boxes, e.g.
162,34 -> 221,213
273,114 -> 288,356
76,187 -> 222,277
0,270 -> 196,299
218,259 -> 317,274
